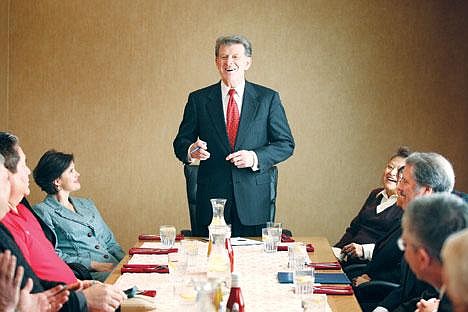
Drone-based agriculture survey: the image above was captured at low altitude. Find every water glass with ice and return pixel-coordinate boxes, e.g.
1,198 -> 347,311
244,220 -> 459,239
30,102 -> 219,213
160,225 -> 176,248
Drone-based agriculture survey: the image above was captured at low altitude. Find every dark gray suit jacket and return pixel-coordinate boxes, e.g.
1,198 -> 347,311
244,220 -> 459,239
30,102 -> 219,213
173,81 -> 294,228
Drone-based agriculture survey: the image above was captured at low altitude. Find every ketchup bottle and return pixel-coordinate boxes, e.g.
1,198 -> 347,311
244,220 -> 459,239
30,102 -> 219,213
227,272 -> 245,312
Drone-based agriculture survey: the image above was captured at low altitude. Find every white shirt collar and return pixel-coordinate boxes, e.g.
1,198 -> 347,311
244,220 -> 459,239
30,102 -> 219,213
220,80 -> 245,100
376,190 -> 398,214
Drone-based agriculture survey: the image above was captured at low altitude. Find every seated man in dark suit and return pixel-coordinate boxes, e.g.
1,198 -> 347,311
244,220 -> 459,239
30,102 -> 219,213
398,194 -> 468,312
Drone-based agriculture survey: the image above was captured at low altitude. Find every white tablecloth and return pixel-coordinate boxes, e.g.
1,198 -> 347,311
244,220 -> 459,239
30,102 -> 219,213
114,241 -> 330,311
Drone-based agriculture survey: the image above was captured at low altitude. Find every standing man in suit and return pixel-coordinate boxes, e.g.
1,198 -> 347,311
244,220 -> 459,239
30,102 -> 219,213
173,35 -> 295,237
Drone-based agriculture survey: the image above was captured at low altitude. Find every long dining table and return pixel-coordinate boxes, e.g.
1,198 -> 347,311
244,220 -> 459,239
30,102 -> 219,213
105,236 -> 362,311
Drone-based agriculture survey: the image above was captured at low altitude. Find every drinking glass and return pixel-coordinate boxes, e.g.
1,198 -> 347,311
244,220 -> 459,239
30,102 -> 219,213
168,252 -> 188,296
262,228 -> 278,253
160,225 -> 176,248
267,222 -> 282,243
302,294 -> 327,311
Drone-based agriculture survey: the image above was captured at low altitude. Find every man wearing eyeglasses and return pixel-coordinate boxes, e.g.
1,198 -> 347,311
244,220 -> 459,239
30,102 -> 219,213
398,194 -> 468,312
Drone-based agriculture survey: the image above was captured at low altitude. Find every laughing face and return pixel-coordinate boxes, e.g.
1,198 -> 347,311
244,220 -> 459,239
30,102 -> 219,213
396,164 -> 431,209
215,43 -> 251,88
382,156 -> 405,195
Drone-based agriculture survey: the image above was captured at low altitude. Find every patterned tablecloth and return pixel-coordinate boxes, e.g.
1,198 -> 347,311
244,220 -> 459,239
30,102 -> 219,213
114,241 -> 331,311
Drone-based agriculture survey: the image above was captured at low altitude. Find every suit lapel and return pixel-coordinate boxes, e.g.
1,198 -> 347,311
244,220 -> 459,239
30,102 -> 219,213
206,83 -> 231,153
235,81 -> 259,149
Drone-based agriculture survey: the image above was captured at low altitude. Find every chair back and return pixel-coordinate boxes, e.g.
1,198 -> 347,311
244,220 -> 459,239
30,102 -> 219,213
183,164 -> 199,235
183,164 -> 280,233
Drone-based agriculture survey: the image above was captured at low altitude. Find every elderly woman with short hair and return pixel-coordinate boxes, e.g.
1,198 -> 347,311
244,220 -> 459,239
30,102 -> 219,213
32,150 -> 124,282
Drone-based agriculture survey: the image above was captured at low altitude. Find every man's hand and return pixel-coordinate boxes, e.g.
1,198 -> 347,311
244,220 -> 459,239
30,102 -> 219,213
83,283 -> 126,312
18,281 -> 69,312
415,298 -> 439,312
189,140 -> 210,161
342,243 -> 364,258
0,251 -> 22,312
353,274 -> 371,286
91,261 -> 115,272
226,150 -> 254,168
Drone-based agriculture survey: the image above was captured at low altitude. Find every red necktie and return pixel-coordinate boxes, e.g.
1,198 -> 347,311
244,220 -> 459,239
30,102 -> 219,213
226,88 -> 240,150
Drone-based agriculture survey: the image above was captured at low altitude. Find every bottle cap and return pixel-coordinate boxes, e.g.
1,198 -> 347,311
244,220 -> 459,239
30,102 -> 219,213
231,272 -> 240,287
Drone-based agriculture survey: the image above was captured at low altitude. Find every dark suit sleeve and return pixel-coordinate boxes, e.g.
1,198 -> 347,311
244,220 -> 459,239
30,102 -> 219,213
379,286 -> 404,311
254,92 -> 294,171
366,227 -> 403,283
173,93 -> 198,164
335,190 -> 377,248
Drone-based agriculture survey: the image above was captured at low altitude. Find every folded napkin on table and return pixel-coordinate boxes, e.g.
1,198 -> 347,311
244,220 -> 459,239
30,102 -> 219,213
307,261 -> 341,270
313,285 -> 353,295
128,247 -> 178,255
138,234 -> 184,241
121,266 -> 169,274
281,233 -> 295,242
123,264 -> 168,269
124,286 -> 157,298
277,243 -> 314,252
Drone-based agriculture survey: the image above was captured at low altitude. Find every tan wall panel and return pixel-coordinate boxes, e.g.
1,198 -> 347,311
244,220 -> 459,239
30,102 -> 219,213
7,1 -> 468,250
0,0 -> 8,127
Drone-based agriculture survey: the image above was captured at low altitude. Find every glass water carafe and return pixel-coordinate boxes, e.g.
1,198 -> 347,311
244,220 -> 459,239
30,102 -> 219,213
207,227 -> 231,311
210,198 -> 228,226
208,198 -> 228,256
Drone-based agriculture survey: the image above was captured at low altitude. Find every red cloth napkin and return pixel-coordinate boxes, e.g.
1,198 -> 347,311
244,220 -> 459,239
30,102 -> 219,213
123,264 -> 167,269
121,265 -> 169,273
277,243 -> 314,252
281,233 -> 295,243
313,285 -> 353,295
138,290 -> 157,297
128,248 -> 178,255
138,234 -> 184,241
308,261 -> 341,270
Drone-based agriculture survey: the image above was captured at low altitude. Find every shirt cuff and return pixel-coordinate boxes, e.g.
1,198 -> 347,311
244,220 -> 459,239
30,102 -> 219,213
362,244 -> 375,260
250,151 -> 259,171
372,307 -> 389,312
187,144 -> 196,163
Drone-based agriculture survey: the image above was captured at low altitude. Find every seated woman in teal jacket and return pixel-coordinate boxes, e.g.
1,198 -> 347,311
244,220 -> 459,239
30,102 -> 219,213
32,150 -> 124,282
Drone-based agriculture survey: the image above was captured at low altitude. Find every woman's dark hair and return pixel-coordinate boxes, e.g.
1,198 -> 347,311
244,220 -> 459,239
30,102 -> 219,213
391,146 -> 411,160
33,150 -> 74,195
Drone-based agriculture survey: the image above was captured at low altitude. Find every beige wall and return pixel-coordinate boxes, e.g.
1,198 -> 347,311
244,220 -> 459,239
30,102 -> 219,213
3,1 -> 468,250
0,0 -> 8,127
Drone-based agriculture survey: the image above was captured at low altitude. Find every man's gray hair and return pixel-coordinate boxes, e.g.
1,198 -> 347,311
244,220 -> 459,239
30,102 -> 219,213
215,35 -> 252,57
406,152 -> 455,193
403,193 -> 468,262
0,154 -> 4,165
